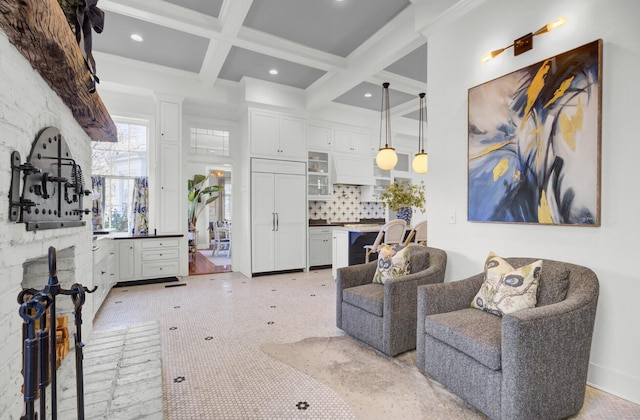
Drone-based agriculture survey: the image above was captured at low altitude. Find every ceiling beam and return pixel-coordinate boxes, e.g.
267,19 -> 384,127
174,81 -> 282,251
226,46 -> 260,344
304,6 -> 425,111
198,0 -> 254,84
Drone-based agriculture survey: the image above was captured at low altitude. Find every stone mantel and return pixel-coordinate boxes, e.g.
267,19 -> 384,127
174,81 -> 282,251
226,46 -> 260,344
0,0 -> 117,142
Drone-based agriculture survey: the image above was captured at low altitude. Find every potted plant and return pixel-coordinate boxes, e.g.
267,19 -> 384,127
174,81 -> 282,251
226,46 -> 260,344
187,174 -> 223,230
379,180 -> 426,225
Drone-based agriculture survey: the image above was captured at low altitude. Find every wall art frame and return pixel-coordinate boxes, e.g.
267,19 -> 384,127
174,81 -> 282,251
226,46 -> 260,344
468,39 -> 602,226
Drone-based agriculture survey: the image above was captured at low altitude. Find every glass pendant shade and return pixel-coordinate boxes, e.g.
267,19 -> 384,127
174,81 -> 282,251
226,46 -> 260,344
376,147 -> 398,171
414,92 -> 428,174
412,152 -> 428,174
377,82 -> 397,170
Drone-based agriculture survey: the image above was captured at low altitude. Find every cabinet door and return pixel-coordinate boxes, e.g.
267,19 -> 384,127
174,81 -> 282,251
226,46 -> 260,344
308,125 -> 332,149
158,142 -> 181,234
332,230 -> 349,278
160,101 -> 180,142
279,116 -> 307,160
309,235 -> 325,267
250,111 -> 280,157
274,173 -> 306,270
117,241 -> 135,281
251,172 -> 276,273
334,129 -> 371,154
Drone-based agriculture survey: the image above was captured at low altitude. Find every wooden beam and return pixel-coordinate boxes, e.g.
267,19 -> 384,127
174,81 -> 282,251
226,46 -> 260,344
0,0 -> 117,141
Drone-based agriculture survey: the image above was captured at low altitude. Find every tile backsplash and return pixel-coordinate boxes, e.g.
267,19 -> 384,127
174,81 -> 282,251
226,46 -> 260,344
308,185 -> 385,223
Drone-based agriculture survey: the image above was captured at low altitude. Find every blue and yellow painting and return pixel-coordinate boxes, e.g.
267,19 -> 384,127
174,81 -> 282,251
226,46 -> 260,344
468,40 -> 602,225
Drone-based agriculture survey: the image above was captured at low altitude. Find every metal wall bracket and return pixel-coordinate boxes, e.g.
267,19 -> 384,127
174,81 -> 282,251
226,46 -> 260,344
9,127 -> 91,231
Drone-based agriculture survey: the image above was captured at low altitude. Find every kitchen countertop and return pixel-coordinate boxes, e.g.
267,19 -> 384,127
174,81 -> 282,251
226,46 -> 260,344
308,218 -> 385,228
332,224 -> 384,233
93,232 -> 184,240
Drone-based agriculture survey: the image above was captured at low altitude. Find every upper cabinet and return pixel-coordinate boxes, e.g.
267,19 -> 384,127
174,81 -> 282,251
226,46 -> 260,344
160,101 -> 180,142
308,124 -> 332,149
308,150 -> 331,200
333,128 -> 373,155
249,108 -> 307,160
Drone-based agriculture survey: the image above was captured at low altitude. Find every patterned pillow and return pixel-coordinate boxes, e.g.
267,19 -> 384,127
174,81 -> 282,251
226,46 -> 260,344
471,252 -> 542,316
372,245 -> 411,284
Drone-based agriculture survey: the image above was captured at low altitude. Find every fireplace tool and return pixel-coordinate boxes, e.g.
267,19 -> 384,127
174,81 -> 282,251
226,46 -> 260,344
18,246 -> 96,420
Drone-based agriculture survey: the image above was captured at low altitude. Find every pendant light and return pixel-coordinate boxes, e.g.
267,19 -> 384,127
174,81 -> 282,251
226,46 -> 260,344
412,92 -> 428,174
376,82 -> 398,171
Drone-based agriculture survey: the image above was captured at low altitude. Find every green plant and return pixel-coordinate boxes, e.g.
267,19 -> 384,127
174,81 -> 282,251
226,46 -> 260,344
379,180 -> 426,213
188,174 -> 222,229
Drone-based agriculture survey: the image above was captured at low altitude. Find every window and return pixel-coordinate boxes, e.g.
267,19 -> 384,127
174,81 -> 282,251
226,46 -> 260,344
190,128 -> 230,156
91,119 -> 148,231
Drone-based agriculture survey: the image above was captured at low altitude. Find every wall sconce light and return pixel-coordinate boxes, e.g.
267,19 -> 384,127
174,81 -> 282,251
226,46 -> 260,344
481,17 -> 567,63
376,82 -> 398,171
412,92 -> 428,174
211,170 -> 225,178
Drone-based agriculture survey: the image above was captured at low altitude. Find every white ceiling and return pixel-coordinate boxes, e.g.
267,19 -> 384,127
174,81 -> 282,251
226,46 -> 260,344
92,0 -> 454,117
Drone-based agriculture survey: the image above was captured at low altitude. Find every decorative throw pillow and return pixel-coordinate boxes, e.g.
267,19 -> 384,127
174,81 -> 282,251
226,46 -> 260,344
471,252 -> 542,316
372,244 -> 411,284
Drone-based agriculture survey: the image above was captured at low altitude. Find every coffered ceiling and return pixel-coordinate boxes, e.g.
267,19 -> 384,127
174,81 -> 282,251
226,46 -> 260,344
93,0 -> 457,117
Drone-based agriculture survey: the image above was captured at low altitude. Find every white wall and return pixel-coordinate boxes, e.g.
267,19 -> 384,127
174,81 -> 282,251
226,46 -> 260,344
422,0 -> 640,403
0,31 -> 95,418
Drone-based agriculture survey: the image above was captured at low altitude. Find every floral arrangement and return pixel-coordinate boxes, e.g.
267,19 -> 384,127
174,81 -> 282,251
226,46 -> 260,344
187,174 -> 222,229
379,180 -> 426,213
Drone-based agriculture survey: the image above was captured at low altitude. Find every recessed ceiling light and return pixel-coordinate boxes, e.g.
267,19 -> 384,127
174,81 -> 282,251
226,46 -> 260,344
364,93 -> 372,98
130,33 -> 143,42
269,69 -> 278,75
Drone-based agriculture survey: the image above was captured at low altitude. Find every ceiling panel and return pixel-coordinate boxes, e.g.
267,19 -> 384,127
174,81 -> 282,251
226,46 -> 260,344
218,47 -> 327,89
163,0 -> 224,17
93,11 -> 210,73
385,44 -> 428,83
333,82 -> 415,111
243,0 -> 411,57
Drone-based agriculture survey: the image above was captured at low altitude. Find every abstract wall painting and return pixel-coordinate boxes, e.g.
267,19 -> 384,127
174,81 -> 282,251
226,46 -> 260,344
468,40 -> 602,226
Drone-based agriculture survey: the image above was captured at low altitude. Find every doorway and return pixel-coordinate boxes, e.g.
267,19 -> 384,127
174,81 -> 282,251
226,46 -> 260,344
189,165 -> 232,275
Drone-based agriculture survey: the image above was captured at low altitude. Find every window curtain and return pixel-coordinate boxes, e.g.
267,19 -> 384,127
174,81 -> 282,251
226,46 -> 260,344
91,176 -> 104,230
131,176 -> 149,235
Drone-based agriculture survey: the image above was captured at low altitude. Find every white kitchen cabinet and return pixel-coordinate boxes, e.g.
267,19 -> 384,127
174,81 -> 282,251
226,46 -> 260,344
92,237 -> 116,315
249,108 -> 307,160
160,101 -> 180,141
116,236 -> 182,282
308,150 -> 331,200
117,240 -> 135,281
309,227 -> 332,267
333,128 -> 372,154
157,98 -> 183,237
332,229 -> 349,279
307,124 -> 332,149
158,141 -> 181,234
251,159 -> 307,274
362,157 -> 391,202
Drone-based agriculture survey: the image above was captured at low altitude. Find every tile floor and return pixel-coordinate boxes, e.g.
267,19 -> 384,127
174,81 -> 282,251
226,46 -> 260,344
90,269 -> 640,419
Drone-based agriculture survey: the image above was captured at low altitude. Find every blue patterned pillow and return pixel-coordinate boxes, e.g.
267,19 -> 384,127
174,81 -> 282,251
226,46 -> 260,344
372,245 -> 411,284
471,252 -> 542,316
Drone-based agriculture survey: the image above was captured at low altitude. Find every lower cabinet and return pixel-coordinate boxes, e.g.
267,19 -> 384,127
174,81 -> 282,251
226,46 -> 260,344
309,227 -> 332,268
332,230 -> 349,279
92,238 -> 116,315
116,236 -> 182,283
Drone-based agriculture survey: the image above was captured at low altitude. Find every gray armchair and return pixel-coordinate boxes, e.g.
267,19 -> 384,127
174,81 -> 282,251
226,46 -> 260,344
336,246 -> 447,356
416,257 -> 599,420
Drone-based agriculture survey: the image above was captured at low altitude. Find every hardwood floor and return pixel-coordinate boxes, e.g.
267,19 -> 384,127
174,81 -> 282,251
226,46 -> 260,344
188,251 -> 231,275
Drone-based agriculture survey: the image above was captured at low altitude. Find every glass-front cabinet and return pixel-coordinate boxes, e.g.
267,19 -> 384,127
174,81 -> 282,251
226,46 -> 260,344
362,157 -> 391,202
308,150 -> 332,200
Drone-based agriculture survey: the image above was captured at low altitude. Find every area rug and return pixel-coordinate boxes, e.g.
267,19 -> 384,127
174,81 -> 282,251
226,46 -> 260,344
261,336 -> 483,419
262,336 -> 640,420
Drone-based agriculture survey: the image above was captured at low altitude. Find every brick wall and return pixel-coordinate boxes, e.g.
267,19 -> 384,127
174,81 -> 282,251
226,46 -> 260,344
0,31 -> 95,418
